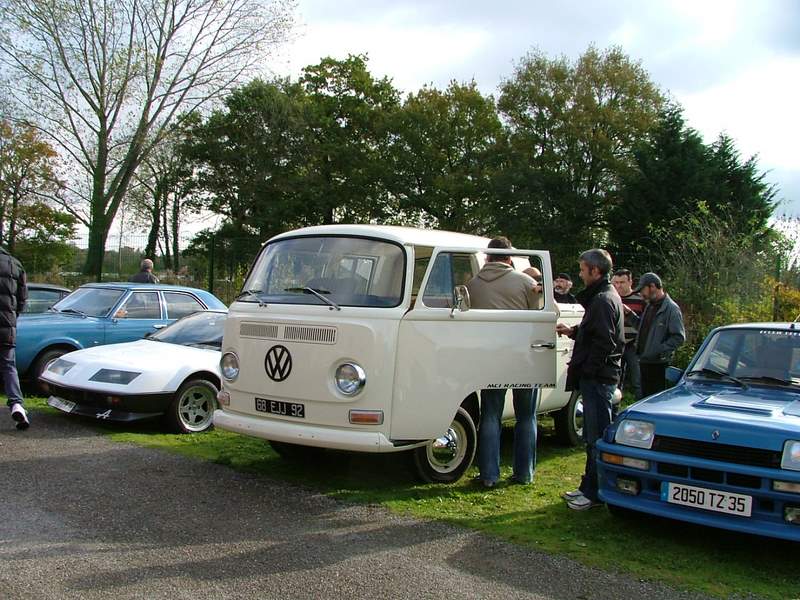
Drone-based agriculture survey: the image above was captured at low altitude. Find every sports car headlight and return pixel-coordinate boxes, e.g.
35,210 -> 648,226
47,358 -> 76,376
335,363 -> 366,396
782,440 -> 800,471
88,369 -> 141,385
221,352 -> 239,381
614,419 -> 655,449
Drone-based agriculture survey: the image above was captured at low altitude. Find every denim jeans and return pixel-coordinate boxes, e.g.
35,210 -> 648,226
0,346 -> 24,407
478,388 -> 538,484
578,379 -> 615,502
620,342 -> 641,400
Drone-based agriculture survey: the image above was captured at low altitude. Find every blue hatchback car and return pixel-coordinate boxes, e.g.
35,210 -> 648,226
17,282 -> 226,383
598,323 -> 800,542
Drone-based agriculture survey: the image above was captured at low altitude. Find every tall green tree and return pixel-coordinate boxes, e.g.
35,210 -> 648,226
496,45 -> 664,267
392,81 -> 504,233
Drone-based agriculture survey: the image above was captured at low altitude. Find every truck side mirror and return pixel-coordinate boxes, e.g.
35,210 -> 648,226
451,285 -> 470,318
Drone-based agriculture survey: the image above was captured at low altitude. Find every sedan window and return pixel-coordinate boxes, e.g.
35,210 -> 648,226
53,288 -> 125,318
115,292 -> 161,319
164,292 -> 205,319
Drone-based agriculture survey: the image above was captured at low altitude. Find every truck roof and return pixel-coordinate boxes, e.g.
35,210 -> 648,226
268,224 -> 493,249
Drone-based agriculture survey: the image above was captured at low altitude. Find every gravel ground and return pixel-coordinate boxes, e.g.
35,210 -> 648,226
0,412 -> 710,600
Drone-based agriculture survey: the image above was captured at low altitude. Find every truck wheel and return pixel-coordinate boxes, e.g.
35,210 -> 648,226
269,441 -> 325,462
554,390 -> 583,446
412,407 -> 477,484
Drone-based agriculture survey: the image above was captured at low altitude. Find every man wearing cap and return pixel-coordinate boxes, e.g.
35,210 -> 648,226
553,273 -> 576,304
634,272 -> 685,398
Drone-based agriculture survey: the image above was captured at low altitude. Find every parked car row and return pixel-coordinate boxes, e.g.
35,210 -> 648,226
24,226 -> 800,545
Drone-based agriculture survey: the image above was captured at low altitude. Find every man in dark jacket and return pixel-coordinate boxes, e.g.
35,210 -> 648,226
556,249 -> 624,510
129,258 -> 159,283
634,272 -> 685,397
0,246 -> 29,429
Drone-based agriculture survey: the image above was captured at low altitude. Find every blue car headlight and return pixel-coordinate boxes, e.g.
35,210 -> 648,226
782,440 -> 800,471
47,358 -> 76,376
89,369 -> 141,385
614,419 -> 655,449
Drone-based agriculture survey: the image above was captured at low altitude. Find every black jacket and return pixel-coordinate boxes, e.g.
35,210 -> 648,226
0,247 -> 27,347
565,278 -> 625,390
129,270 -> 159,284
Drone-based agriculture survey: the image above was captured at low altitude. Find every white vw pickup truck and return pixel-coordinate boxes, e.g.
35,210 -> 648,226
213,225 -> 587,483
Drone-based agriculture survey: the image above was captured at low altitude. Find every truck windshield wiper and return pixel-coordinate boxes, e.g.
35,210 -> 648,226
60,308 -> 88,318
284,287 -> 341,311
235,289 -> 267,306
686,367 -> 748,389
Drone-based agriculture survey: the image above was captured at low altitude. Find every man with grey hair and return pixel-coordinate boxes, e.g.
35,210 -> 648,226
556,248 -> 624,510
129,258 -> 159,284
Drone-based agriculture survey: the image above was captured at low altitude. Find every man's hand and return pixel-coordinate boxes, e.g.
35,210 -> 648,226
556,323 -> 573,337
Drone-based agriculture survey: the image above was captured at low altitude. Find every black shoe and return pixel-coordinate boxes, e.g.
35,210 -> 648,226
507,476 -> 531,486
471,476 -> 497,488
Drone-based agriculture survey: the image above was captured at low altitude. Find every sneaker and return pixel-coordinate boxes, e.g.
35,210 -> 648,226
561,489 -> 584,501
11,403 -> 29,430
567,495 -> 602,511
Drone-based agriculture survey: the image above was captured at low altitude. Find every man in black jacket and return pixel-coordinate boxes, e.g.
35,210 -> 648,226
556,249 -> 624,510
0,246 -> 29,430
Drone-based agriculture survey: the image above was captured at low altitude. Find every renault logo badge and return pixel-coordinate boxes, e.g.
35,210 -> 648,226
265,345 -> 292,382
711,430 -> 720,441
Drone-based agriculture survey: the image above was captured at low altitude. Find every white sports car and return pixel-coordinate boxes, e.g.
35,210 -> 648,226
40,310 -> 226,433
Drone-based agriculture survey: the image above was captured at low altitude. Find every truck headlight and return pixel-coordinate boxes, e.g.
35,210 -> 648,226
614,419 -> 655,449
221,352 -> 240,381
335,363 -> 366,395
782,440 -> 800,471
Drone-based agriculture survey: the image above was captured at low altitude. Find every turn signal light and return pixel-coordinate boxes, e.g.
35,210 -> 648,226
601,452 -> 650,471
349,410 -> 383,425
217,391 -> 231,406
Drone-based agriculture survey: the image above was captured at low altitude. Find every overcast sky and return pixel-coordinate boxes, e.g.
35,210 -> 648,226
269,0 -> 800,216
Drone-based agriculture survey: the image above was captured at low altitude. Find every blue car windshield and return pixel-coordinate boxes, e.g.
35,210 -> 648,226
691,328 -> 800,388
52,288 -> 126,318
150,311 -> 226,348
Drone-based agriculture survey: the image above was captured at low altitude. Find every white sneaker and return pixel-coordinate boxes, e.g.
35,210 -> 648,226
561,489 -> 584,501
10,403 -> 29,430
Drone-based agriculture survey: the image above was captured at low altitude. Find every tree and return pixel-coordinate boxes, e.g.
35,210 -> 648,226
0,0 -> 295,279
0,120 -> 62,251
391,81 -> 504,233
496,45 -> 664,267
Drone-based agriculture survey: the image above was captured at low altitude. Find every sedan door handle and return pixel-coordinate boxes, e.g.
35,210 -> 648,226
530,342 -> 556,349
152,324 -> 167,329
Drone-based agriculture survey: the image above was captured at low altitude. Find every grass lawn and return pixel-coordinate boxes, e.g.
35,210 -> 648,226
21,397 -> 800,599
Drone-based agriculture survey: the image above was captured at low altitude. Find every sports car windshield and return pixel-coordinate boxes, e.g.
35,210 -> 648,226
240,236 -> 405,308
51,287 -> 126,318
150,311 -> 226,348
690,328 -> 800,390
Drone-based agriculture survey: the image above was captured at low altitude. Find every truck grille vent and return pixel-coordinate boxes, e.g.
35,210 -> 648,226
240,323 -> 280,339
652,435 -> 782,469
284,325 -> 337,345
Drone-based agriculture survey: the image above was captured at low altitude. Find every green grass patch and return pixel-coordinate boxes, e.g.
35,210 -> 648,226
20,396 -> 800,599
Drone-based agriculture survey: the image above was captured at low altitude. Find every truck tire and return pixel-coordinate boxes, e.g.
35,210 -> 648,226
412,407 -> 477,484
554,390 -> 583,447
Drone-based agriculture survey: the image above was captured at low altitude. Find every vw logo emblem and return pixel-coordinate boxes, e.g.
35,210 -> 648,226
711,430 -> 720,441
265,345 -> 292,382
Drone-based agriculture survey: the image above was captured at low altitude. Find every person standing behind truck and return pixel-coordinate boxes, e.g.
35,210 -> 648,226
611,269 -> 645,400
0,246 -> 29,430
556,249 -> 624,510
467,236 -> 540,488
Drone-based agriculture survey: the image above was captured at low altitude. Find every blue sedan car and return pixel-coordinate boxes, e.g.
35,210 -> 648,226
17,282 -> 226,384
598,323 -> 800,542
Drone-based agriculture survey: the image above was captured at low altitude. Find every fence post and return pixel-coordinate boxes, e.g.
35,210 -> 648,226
208,233 -> 215,295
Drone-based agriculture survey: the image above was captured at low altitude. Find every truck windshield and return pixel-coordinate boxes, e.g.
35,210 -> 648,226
241,236 -> 405,308
690,328 -> 800,389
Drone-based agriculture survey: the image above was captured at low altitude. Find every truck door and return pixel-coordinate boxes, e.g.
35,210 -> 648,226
392,247 -> 558,441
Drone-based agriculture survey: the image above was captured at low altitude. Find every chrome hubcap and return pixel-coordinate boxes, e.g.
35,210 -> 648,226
427,420 -> 467,473
573,396 -> 584,439
178,385 -> 215,432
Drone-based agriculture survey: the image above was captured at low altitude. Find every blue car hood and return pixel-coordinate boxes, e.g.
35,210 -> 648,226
620,382 -> 800,452
17,313 -> 103,329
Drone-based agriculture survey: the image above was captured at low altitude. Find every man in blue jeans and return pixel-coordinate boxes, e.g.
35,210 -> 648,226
556,249 -> 624,510
0,246 -> 29,430
466,236 -> 541,488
